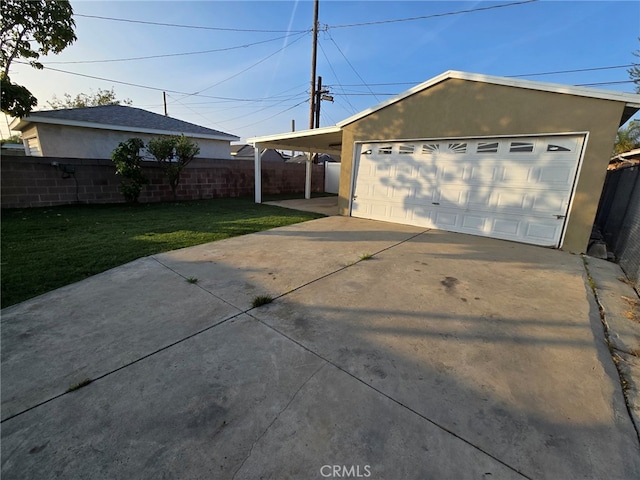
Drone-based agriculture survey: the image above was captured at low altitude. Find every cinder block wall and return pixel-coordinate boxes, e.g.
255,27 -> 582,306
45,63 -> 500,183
1,156 -> 324,208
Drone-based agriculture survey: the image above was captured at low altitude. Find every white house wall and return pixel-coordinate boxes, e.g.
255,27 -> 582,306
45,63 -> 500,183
31,124 -> 233,160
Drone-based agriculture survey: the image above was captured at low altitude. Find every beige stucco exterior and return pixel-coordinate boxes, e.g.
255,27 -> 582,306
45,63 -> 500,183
22,123 -> 233,160
337,78 -> 627,253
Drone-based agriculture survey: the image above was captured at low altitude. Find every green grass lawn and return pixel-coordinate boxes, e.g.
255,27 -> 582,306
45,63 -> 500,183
1,197 -> 324,308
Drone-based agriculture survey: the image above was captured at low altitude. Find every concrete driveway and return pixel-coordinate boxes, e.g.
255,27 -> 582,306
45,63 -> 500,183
2,216 -> 639,479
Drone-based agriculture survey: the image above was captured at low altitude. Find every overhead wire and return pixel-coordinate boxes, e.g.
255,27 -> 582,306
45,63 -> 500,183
171,31 -> 310,100
73,13 -> 309,33
42,32 -> 309,64
165,93 -> 229,131
318,38 -> 358,115
506,64 -> 635,78
232,98 -> 309,130
329,0 -> 539,29
216,91 -> 309,124
18,2 -> 635,134
324,64 -> 637,95
326,31 -> 380,103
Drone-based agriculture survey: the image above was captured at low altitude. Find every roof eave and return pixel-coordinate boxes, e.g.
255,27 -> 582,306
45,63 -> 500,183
337,70 -> 640,127
248,125 -> 342,154
9,115 -> 239,141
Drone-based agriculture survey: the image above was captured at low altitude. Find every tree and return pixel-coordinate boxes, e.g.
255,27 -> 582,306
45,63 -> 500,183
0,134 -> 21,145
1,76 -> 37,117
47,88 -> 133,110
111,138 -> 148,203
1,0 -> 76,116
630,38 -> 640,94
614,120 -> 640,154
147,135 -> 200,200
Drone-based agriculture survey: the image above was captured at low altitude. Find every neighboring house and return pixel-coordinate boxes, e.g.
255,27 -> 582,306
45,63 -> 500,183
609,148 -> 640,170
9,105 -> 239,159
231,144 -> 288,162
249,70 -> 640,253
231,144 -> 255,161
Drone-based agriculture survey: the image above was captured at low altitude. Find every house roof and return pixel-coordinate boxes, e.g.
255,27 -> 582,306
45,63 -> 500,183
10,105 -> 239,141
337,70 -> 640,128
248,71 -> 640,153
611,148 -> 640,161
231,144 -> 255,156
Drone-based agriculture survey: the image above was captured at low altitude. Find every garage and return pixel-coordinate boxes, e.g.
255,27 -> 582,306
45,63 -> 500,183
351,134 -> 585,247
249,70 -> 640,253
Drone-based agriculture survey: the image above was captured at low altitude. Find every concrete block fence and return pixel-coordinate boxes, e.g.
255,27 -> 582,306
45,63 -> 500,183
1,156 -> 324,208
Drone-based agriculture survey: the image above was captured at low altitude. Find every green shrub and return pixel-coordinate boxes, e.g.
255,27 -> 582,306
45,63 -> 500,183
111,138 -> 148,203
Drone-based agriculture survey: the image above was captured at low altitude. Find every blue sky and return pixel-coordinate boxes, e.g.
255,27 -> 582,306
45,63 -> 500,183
2,0 -> 639,142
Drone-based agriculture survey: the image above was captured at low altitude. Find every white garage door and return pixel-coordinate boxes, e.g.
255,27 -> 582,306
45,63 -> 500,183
350,134 -> 586,247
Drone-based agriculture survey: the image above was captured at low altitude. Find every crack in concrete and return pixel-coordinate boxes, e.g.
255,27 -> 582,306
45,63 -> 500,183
230,363 -> 326,480
581,256 -> 640,446
151,256 -> 245,313
252,318 -> 532,479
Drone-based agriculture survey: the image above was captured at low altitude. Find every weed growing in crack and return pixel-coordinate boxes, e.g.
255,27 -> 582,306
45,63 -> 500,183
252,295 -> 273,308
66,378 -> 92,393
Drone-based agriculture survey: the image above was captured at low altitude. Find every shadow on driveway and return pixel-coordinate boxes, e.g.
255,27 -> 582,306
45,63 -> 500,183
2,217 -> 639,479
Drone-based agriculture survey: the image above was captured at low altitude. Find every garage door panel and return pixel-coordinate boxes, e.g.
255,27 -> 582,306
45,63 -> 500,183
434,211 -> 459,228
526,222 -> 561,242
461,215 -> 487,232
537,166 -> 574,185
469,165 -> 501,182
352,135 -> 584,246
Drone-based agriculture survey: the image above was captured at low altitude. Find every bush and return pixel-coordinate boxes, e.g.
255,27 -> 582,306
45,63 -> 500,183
147,134 -> 200,200
111,138 -> 148,203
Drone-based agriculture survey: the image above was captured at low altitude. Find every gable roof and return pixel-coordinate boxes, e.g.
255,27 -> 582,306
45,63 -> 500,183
10,105 -> 239,141
231,144 -> 255,156
337,70 -> 640,128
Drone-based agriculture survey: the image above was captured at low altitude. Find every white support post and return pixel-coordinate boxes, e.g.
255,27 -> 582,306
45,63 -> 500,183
305,152 -> 312,199
254,143 -> 262,203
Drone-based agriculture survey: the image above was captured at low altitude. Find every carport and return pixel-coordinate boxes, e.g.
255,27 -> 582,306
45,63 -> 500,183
249,70 -> 640,253
249,126 -> 342,201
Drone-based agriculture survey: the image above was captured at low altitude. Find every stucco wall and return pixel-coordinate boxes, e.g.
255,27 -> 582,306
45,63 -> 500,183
29,123 -> 233,160
338,78 -> 626,253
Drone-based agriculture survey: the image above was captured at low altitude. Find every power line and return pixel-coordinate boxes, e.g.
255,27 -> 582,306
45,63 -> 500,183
233,98 -> 309,130
165,93 -> 228,131
15,32 -> 309,103
575,80 -> 636,87
42,32 -> 308,65
73,13 -> 309,33
326,32 -> 380,103
507,64 -> 635,78
329,0 -> 538,29
217,91 -> 309,123
318,39 -> 358,115
13,61 -> 292,102
172,31 -> 310,100
326,64 -> 637,88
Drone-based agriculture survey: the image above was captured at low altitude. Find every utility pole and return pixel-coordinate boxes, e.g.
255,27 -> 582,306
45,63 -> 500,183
163,91 -> 168,116
315,76 -> 322,129
309,0 -> 319,129
314,76 -> 333,129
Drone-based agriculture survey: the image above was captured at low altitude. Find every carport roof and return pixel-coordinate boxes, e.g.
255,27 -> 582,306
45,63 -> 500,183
247,125 -> 342,154
248,71 -> 640,152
